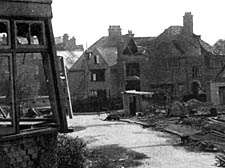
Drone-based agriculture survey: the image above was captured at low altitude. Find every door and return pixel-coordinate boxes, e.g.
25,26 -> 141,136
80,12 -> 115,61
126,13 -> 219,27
219,86 -> 225,105
129,96 -> 137,116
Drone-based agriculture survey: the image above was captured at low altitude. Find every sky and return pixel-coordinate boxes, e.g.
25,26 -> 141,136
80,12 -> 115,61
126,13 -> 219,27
52,0 -> 225,48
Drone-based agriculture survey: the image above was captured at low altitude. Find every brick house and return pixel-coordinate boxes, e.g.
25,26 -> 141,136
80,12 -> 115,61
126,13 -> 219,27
210,62 -> 225,105
140,12 -> 225,101
68,26 -> 152,101
69,12 -> 225,105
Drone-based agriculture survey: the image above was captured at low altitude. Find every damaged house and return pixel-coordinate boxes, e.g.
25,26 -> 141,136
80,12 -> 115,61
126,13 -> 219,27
69,12 -> 225,111
141,12 -> 225,102
68,26 -> 152,107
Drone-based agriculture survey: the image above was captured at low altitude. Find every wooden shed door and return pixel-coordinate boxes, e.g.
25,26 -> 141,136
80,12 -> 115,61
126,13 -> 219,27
129,96 -> 136,116
219,87 -> 225,105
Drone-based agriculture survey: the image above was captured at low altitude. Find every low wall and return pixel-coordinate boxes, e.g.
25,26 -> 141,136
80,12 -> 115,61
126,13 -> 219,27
0,128 -> 58,168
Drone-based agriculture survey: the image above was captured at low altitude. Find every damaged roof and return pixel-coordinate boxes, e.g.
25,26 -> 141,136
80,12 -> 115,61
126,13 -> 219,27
97,47 -> 118,67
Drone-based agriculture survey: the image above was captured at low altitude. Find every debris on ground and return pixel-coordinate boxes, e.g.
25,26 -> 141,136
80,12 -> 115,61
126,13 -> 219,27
216,152 -> 225,167
117,100 -> 225,155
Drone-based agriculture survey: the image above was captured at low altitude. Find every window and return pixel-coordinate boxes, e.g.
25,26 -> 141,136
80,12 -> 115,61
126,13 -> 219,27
16,53 -> 50,119
91,69 -> 105,81
16,21 -> 45,46
192,66 -> 201,79
90,90 -> 97,97
0,54 -> 15,135
126,63 -> 140,77
90,90 -> 106,98
0,20 -> 10,47
94,55 -> 100,64
86,52 -> 92,60
209,59 -> 223,68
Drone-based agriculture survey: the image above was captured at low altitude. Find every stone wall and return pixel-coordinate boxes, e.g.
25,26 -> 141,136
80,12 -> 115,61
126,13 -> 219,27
0,129 -> 58,168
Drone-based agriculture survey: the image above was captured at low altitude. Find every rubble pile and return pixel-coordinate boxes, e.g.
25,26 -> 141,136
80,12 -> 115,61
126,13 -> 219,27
216,152 -> 225,167
130,99 -> 225,154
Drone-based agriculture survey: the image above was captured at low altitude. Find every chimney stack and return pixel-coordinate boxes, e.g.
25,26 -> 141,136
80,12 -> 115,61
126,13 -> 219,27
183,12 -> 193,35
127,30 -> 134,37
108,25 -> 121,38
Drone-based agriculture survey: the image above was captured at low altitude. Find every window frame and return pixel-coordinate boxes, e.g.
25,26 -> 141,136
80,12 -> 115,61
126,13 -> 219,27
192,66 -> 202,79
94,55 -> 99,64
126,62 -> 140,77
90,69 -> 105,82
15,20 -> 46,49
0,17 -> 69,135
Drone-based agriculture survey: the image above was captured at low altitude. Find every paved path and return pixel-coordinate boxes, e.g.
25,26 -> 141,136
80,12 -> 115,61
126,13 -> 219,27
67,114 -> 217,168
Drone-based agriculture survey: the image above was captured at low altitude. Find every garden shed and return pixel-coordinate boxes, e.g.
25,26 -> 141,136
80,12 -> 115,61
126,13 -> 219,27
122,90 -> 154,116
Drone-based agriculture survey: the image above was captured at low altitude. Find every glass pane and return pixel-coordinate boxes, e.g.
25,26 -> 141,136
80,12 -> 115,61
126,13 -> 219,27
0,21 -> 9,46
16,53 -> 52,119
0,55 -> 13,126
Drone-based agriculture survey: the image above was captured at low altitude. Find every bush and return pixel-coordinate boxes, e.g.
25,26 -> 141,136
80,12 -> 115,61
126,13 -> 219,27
57,135 -> 87,168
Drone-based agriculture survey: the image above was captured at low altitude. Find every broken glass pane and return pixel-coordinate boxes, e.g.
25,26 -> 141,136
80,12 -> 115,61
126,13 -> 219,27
16,22 -> 44,45
16,22 -> 29,45
0,55 -> 13,126
30,23 -> 44,45
16,53 -> 52,119
0,21 -> 8,46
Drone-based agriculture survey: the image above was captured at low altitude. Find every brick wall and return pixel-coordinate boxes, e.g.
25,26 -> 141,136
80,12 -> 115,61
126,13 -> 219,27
0,129 -> 57,168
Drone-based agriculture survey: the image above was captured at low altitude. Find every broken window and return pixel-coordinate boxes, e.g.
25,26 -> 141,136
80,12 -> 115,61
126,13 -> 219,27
0,54 -> 15,135
15,53 -> 51,119
0,1 -> 69,136
0,20 -> 9,46
91,69 -> 105,81
126,63 -> 140,77
16,21 -> 45,46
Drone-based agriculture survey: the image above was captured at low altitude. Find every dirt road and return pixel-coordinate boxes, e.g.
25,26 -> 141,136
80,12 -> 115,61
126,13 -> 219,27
68,114 -> 217,168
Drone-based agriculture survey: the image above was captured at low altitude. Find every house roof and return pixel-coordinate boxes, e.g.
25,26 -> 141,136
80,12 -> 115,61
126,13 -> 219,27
134,37 -> 155,46
143,25 -> 217,57
57,51 -> 82,69
97,47 -> 118,67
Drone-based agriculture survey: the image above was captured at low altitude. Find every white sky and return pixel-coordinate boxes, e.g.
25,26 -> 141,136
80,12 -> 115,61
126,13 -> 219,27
52,0 -> 225,48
